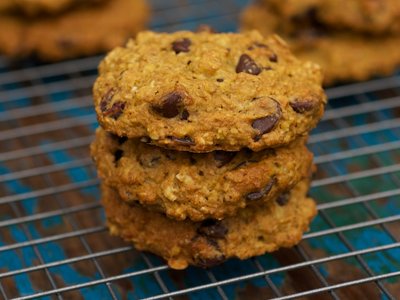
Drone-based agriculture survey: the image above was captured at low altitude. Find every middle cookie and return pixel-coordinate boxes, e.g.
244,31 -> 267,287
91,128 -> 313,221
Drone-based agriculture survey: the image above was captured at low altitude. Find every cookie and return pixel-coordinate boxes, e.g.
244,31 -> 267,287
0,0 -> 108,16
102,179 -> 316,269
90,127 -> 313,221
241,4 -> 400,85
93,30 -> 326,152
262,0 -> 400,35
0,0 -> 150,61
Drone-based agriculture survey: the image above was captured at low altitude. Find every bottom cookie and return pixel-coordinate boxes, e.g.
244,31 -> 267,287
240,4 -> 400,85
102,180 -> 316,269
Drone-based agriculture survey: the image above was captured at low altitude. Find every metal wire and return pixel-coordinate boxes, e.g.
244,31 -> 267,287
1,0 -> 400,299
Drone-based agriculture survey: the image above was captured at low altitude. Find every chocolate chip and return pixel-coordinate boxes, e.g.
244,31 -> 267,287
189,155 -> 197,165
214,151 -> 236,168
100,88 -> 116,112
251,99 -> 282,141
168,136 -> 195,146
276,193 -> 290,206
113,149 -> 123,164
290,100 -> 315,113
152,92 -> 184,118
181,109 -> 189,120
197,219 -> 228,239
103,101 -> 126,120
246,178 -> 276,201
216,78 -> 224,82
118,136 -> 127,145
269,53 -> 278,63
196,255 -> 226,268
236,54 -> 261,75
172,38 -> 191,54
252,115 -> 280,140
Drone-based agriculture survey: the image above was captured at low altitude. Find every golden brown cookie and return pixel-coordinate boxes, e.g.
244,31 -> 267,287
241,3 -> 400,85
0,0 -> 150,60
90,127 -> 313,221
93,30 -> 326,152
0,0 -> 108,16
263,0 -> 400,34
102,179 -> 316,269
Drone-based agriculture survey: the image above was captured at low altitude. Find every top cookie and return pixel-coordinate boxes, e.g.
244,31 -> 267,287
94,30 -> 326,152
264,0 -> 400,35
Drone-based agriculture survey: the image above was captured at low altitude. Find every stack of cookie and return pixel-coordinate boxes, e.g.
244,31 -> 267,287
241,0 -> 400,85
0,0 -> 149,60
91,30 -> 326,269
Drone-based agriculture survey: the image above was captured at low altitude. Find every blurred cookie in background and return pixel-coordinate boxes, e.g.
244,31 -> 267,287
241,1 -> 400,85
262,0 -> 400,35
0,0 -> 150,61
0,0 -> 108,17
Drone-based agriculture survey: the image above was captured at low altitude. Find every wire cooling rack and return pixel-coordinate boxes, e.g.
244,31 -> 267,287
1,0 -> 400,299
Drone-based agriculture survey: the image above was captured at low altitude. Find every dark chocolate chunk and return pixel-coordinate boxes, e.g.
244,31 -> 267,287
197,219 -> 228,239
113,149 -> 123,164
118,136 -> 128,145
214,151 -> 236,168
196,255 -> 226,268
252,115 -> 280,140
168,136 -> 195,146
252,99 -> 282,141
236,54 -> 261,75
100,88 -> 116,112
103,101 -> 126,120
181,109 -> 190,120
269,53 -> 278,62
189,155 -> 197,165
152,92 -> 184,118
276,193 -> 290,206
289,99 -> 315,113
172,38 -> 191,54
246,178 -> 276,201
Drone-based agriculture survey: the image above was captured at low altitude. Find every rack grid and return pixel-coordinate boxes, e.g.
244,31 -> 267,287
0,0 -> 400,299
